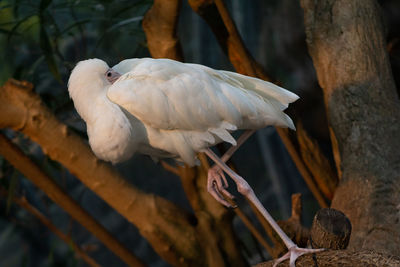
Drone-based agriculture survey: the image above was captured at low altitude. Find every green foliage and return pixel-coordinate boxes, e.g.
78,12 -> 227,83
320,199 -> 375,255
0,0 -> 151,102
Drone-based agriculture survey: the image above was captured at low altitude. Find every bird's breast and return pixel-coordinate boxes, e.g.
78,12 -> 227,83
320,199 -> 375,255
87,102 -> 139,163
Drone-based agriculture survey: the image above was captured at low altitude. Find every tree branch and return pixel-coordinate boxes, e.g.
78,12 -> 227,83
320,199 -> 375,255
142,0 -> 183,60
188,0 -> 271,80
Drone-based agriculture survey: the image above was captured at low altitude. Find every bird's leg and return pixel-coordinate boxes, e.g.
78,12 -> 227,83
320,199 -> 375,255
203,148 -> 324,267
206,130 -> 256,206
220,130 -> 256,163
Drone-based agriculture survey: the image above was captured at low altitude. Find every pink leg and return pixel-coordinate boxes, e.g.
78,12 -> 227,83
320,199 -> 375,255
220,130 -> 256,163
203,148 -> 324,267
207,130 -> 255,207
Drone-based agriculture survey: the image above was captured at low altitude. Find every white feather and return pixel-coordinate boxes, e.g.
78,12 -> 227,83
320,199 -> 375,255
68,58 -> 299,166
209,128 -> 237,146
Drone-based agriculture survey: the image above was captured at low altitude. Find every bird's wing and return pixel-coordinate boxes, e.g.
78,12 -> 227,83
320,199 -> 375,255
185,63 -> 299,110
107,58 -> 241,143
108,58 -> 297,136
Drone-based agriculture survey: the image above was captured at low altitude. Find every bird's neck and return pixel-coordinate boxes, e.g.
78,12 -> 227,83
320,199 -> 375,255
73,87 -> 110,124
83,91 -> 140,163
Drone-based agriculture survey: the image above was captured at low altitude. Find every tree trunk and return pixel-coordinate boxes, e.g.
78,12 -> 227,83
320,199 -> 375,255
301,0 -> 400,254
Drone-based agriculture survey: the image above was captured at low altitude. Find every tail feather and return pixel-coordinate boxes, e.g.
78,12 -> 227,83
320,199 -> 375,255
219,70 -> 299,109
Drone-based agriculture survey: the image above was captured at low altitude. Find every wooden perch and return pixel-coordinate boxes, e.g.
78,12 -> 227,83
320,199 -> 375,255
0,132 -> 145,267
256,208 -> 397,267
255,250 -> 400,267
309,208 -> 351,250
0,79 -> 203,266
0,190 -> 100,267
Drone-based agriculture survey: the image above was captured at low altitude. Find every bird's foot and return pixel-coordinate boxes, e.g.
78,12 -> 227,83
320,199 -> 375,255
273,245 -> 325,267
207,166 -> 235,207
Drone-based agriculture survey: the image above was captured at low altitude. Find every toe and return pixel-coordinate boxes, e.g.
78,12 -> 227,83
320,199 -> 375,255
274,246 -> 324,267
214,176 -> 235,200
273,251 -> 290,267
207,167 -> 237,207
217,169 -> 229,188
209,184 -> 232,207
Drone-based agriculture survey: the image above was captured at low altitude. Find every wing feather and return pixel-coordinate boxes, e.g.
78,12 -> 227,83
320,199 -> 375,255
108,59 -> 239,132
107,58 -> 297,133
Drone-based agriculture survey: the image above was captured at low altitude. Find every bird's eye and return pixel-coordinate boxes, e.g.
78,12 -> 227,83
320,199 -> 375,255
107,72 -> 112,77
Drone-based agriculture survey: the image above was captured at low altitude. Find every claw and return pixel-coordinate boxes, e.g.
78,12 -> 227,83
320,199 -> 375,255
273,246 -> 325,267
207,166 -> 235,207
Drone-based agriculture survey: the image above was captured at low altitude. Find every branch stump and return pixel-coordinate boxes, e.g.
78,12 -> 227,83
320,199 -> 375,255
309,208 -> 351,250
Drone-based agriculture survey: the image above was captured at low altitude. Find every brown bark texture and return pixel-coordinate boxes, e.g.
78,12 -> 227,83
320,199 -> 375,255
255,250 -> 400,267
309,208 -> 351,250
301,0 -> 400,255
0,79 -> 204,266
142,0 -> 184,60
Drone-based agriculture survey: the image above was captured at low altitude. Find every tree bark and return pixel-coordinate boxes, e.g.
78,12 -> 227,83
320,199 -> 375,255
301,0 -> 400,254
309,208 -> 351,250
142,0 -> 183,60
255,250 -> 400,267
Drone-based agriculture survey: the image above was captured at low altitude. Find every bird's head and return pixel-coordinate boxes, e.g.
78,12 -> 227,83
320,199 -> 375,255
68,58 -> 112,121
68,58 -> 110,97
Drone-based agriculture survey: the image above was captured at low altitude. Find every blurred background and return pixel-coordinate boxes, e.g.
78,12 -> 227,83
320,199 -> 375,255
0,0 -> 399,266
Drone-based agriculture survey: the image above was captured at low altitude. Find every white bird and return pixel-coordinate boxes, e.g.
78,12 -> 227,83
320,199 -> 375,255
68,58 -> 323,266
